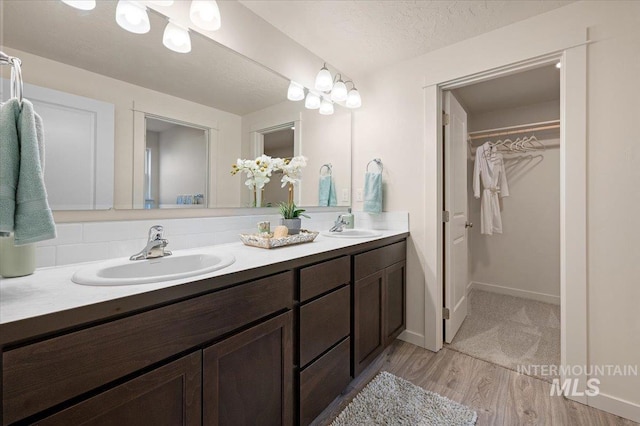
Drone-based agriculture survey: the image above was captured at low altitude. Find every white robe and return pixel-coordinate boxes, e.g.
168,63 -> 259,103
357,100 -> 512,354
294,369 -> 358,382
473,142 -> 510,235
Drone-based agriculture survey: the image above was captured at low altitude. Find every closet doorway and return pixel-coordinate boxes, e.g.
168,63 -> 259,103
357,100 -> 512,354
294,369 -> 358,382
442,64 -> 562,379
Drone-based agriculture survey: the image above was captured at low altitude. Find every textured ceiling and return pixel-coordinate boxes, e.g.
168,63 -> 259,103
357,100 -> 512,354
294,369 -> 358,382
453,65 -> 560,114
1,0 -> 288,115
240,0 -> 574,78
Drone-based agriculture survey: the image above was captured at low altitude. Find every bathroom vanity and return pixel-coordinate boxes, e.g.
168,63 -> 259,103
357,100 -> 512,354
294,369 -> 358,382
0,232 -> 407,425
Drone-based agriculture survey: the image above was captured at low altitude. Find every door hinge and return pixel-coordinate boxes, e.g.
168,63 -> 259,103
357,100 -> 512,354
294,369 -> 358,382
443,307 -> 450,320
443,112 -> 450,126
442,211 -> 450,222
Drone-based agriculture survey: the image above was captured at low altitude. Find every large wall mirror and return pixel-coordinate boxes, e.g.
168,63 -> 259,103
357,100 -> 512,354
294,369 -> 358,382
0,0 -> 352,212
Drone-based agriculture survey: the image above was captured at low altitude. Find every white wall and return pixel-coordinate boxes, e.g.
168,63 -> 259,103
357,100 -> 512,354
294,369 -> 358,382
353,1 -> 640,417
467,102 -> 560,303
157,126 -> 207,207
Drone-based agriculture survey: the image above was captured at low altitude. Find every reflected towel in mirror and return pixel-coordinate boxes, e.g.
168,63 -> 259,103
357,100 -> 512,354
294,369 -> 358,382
318,175 -> 337,207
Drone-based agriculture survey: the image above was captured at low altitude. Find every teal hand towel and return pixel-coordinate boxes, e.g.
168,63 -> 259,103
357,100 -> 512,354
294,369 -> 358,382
8,99 -> 56,245
0,100 -> 21,235
363,171 -> 382,214
318,175 -> 338,207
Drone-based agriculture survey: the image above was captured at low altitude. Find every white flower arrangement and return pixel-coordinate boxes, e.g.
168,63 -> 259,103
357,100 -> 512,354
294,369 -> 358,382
232,155 -> 307,188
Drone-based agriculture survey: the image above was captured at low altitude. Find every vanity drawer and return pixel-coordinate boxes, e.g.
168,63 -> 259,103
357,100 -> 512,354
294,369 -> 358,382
299,337 -> 351,426
299,285 -> 350,368
354,240 -> 406,281
2,271 -> 293,425
299,256 -> 350,302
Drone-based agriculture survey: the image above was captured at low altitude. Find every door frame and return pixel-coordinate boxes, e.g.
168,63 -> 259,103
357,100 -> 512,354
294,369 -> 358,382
433,47 -> 588,402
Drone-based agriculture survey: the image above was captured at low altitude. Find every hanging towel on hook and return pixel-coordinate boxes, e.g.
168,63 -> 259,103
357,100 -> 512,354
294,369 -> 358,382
0,98 -> 56,244
318,175 -> 337,206
473,142 -> 509,235
363,170 -> 382,214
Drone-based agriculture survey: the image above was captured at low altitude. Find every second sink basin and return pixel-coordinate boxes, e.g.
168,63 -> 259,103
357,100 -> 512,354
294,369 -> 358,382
322,229 -> 383,239
72,252 -> 236,286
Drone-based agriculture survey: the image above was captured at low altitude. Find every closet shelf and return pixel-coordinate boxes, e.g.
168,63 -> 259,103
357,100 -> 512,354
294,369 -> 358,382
468,119 -> 560,142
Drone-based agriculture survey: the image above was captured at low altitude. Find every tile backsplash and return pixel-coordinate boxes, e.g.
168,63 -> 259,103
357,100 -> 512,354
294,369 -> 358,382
34,211 -> 409,268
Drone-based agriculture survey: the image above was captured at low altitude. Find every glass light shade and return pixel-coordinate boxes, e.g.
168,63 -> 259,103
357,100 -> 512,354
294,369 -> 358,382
190,0 -> 221,31
319,99 -> 334,115
61,0 -> 96,10
315,67 -> 333,92
330,79 -> 348,102
149,0 -> 174,5
163,21 -> 191,53
287,81 -> 305,101
305,92 -> 321,109
116,1 -> 150,34
346,88 -> 362,108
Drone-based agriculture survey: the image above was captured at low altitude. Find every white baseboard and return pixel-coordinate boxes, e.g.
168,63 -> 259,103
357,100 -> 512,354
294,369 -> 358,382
469,281 -> 560,305
589,393 -> 640,423
398,330 -> 426,348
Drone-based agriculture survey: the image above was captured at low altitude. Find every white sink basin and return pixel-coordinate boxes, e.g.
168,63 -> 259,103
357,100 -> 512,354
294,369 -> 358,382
322,229 -> 383,239
72,252 -> 236,286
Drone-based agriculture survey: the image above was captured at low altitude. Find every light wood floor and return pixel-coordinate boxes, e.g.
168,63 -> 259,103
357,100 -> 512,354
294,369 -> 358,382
312,341 -> 637,426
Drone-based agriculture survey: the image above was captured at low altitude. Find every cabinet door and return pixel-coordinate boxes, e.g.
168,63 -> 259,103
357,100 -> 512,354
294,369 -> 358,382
38,352 -> 201,426
203,311 -> 293,426
384,261 -> 406,346
353,270 -> 385,376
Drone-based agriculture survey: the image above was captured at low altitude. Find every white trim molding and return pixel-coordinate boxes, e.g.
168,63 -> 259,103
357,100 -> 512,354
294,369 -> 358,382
589,393 -> 640,424
468,281 -> 560,305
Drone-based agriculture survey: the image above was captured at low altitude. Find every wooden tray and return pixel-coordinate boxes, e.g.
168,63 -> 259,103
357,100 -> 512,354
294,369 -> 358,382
240,230 -> 319,249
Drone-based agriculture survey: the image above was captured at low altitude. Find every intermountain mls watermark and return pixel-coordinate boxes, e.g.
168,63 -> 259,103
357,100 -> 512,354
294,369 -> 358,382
517,364 -> 638,397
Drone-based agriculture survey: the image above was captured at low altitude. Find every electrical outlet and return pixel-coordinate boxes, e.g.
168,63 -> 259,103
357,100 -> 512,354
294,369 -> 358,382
342,189 -> 350,202
356,189 -> 364,202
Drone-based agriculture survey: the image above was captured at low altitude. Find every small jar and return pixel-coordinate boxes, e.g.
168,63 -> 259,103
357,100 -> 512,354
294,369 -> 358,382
0,233 -> 36,278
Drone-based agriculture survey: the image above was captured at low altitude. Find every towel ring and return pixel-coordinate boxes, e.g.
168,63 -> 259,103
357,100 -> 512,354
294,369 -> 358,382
366,158 -> 383,173
319,163 -> 332,176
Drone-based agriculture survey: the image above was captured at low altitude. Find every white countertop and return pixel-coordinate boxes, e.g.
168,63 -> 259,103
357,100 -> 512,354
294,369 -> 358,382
0,230 -> 407,326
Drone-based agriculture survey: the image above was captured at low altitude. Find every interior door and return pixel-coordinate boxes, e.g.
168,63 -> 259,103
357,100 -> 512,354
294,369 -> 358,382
444,91 -> 469,343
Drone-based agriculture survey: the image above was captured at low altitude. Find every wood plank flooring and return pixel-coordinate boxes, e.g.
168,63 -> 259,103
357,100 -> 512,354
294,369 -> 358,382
311,341 -> 637,426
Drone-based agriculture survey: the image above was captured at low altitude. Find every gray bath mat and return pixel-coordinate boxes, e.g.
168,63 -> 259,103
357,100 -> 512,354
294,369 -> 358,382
330,371 -> 477,425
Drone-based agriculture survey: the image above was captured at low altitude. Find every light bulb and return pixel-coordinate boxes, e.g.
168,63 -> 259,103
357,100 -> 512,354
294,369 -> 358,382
331,79 -> 347,102
305,92 -> 321,109
190,0 -> 221,31
319,99 -> 334,115
116,1 -> 150,34
556,62 -> 561,69
61,0 -> 96,10
163,21 -> 191,53
287,81 -> 305,101
315,65 -> 333,92
346,88 -> 362,108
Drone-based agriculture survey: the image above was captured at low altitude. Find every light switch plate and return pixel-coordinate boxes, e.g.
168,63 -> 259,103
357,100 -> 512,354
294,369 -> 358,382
342,189 -> 350,202
356,189 -> 363,202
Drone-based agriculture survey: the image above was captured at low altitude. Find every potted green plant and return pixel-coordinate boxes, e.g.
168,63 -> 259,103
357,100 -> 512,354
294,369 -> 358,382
278,202 -> 310,235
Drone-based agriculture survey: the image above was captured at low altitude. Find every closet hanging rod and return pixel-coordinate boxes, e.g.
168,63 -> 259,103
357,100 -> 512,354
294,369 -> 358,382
468,119 -> 560,141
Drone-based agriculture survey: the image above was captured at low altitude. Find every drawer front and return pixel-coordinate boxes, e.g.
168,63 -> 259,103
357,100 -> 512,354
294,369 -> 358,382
3,271 -> 293,425
299,338 -> 351,426
299,256 -> 350,302
354,240 -> 406,281
299,286 -> 350,368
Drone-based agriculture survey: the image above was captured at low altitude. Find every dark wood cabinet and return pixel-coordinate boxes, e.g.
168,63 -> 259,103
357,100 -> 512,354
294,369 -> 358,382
203,312 -> 293,426
38,352 -> 202,426
353,242 -> 407,376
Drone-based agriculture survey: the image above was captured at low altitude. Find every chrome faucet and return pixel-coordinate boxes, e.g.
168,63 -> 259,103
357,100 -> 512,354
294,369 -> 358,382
130,225 -> 172,261
329,214 -> 349,232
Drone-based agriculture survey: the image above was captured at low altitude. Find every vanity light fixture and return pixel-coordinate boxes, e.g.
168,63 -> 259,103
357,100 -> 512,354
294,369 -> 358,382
330,75 -> 348,102
319,99 -> 334,115
315,63 -> 333,92
556,62 -> 562,69
345,82 -> 362,108
60,0 -> 96,10
305,91 -> 321,109
115,0 -> 150,34
189,0 -> 222,32
163,21 -> 191,53
287,81 -> 305,101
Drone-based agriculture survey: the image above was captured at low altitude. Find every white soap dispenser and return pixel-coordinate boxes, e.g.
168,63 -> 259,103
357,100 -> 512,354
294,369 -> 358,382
343,208 -> 354,229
